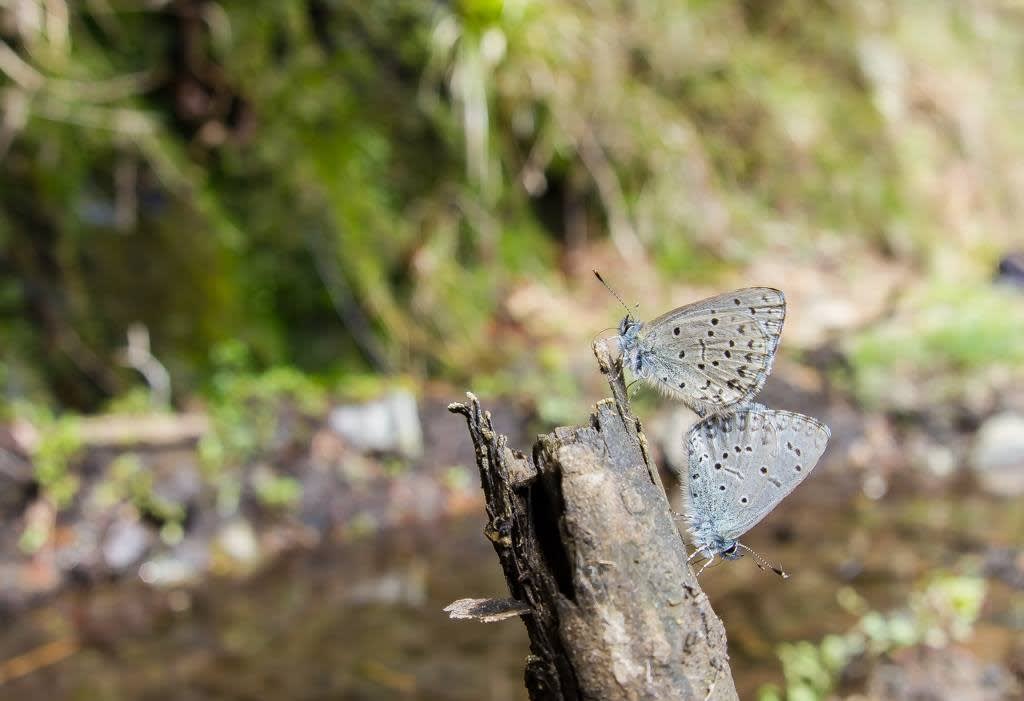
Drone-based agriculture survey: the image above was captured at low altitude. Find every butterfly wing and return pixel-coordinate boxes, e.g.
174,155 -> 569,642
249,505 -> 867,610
638,288 -> 786,415
685,408 -> 829,541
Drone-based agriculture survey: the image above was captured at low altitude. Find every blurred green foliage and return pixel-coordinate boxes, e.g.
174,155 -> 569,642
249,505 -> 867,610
97,452 -> 187,527
199,345 -> 326,511
845,281 -> 1024,408
2,0 -> 1022,413
8,401 -> 83,512
759,575 -> 987,701
252,472 -> 303,508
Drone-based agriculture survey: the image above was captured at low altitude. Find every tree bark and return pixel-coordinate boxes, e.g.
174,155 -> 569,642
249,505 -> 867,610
448,341 -> 738,700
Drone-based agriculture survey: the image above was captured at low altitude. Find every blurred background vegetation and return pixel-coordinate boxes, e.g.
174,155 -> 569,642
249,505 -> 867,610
4,0 -> 1022,413
2,1 -> 1023,699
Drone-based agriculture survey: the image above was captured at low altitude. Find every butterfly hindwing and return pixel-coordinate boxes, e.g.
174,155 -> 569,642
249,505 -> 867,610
685,408 -> 829,541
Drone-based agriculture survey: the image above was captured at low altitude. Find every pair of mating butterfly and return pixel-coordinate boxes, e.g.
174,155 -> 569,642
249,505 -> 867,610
597,273 -> 830,578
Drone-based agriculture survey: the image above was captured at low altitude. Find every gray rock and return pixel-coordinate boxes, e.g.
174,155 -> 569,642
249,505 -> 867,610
102,512 -> 153,571
970,412 -> 1024,496
138,553 -> 201,587
0,452 -> 32,513
0,426 -> 33,513
55,521 -> 101,573
139,536 -> 210,587
214,519 -> 260,567
867,646 -> 1019,701
151,450 -> 203,508
348,563 -> 427,606
328,390 -> 422,459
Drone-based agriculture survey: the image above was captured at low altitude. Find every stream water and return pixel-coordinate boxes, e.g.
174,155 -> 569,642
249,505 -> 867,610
0,470 -> 1020,700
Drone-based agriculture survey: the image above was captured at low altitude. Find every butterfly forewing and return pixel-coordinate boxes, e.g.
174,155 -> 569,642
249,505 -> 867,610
640,288 -> 785,414
685,408 -> 829,541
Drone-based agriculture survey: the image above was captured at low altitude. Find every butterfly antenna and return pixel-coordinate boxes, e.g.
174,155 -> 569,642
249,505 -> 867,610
738,543 -> 789,579
591,326 -> 617,346
593,270 -> 635,319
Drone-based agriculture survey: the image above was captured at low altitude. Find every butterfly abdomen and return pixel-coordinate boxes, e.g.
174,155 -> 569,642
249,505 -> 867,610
687,513 -> 735,556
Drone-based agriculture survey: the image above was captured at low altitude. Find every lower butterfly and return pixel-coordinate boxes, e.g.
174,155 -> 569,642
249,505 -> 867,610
682,406 -> 830,577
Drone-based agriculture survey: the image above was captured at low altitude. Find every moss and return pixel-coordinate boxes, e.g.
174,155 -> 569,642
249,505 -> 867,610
11,402 -> 83,510
845,281 -> 1024,407
99,453 -> 186,526
103,388 -> 167,415
201,362 -> 327,475
252,473 -> 303,509
760,574 -> 987,700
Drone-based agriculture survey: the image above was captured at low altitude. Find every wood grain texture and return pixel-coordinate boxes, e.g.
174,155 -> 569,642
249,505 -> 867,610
448,340 -> 737,700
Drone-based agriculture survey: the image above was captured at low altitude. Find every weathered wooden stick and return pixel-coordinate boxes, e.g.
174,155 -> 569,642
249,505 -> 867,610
447,340 -> 738,700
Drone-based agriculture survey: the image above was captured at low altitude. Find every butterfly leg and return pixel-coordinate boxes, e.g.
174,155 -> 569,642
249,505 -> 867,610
695,555 -> 718,577
625,378 -> 639,397
687,546 -> 708,563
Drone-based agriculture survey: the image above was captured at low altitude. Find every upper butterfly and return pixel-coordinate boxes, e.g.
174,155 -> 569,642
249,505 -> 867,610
595,272 -> 785,417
